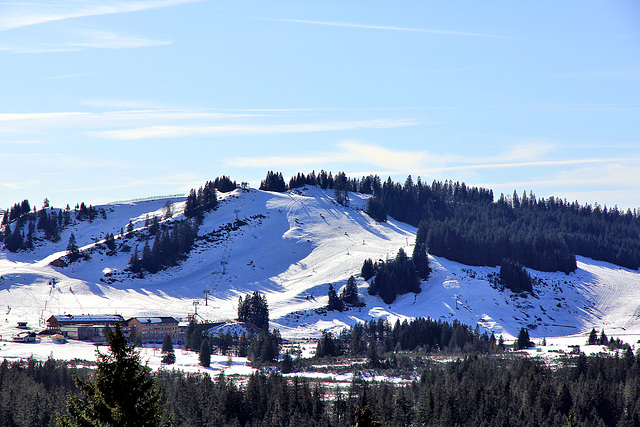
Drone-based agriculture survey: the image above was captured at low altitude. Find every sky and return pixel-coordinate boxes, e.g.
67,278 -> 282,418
1,0 -> 639,211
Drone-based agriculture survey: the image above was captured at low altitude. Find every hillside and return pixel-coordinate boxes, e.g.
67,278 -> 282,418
1,185 -> 640,354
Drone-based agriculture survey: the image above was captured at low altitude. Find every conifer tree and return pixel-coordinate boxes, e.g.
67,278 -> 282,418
66,233 -> 79,261
340,275 -> 360,305
412,241 -> 431,279
327,284 -> 344,311
361,258 -> 375,281
237,291 -> 269,329
57,324 -> 173,427
161,334 -> 176,365
366,197 -> 387,222
333,171 -> 350,206
129,246 -> 142,274
514,327 -> 532,350
200,338 -> 211,367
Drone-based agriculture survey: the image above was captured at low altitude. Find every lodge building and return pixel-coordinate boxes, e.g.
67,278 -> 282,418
46,314 -> 125,341
126,317 -> 180,343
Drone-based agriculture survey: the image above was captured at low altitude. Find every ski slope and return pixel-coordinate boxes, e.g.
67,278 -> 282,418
1,186 -> 640,365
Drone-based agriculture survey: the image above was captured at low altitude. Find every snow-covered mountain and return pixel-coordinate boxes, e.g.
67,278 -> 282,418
2,186 -> 640,347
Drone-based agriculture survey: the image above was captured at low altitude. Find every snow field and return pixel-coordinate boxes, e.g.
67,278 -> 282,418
2,186 -> 640,369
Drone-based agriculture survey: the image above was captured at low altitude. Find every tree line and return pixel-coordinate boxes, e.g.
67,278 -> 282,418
4,341 -> 640,426
281,170 -> 640,272
313,317 -> 503,361
2,200 -> 103,253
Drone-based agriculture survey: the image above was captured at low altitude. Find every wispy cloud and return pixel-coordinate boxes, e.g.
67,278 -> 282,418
0,0 -> 201,32
93,119 -> 417,139
253,17 -> 510,39
0,179 -> 41,191
82,99 -> 166,110
225,141 -> 639,183
43,72 -> 93,80
498,141 -> 557,162
0,139 -> 49,144
226,140 -> 446,171
0,112 -> 90,121
0,109 -> 263,124
68,28 -> 170,49
227,154 -> 340,168
339,141 -> 438,171
0,28 -> 171,53
438,157 -> 633,173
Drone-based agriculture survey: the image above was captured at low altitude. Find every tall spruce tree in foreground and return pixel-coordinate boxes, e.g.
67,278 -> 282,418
57,324 -> 173,427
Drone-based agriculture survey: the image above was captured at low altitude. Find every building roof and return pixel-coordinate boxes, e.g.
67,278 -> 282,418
127,317 -> 178,324
48,314 -> 124,324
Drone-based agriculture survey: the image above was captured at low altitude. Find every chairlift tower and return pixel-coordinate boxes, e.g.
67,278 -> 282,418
221,260 -> 228,275
203,289 -> 210,306
234,208 -> 240,221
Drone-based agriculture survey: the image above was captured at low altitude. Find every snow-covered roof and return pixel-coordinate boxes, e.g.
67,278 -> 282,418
49,314 -> 124,324
128,317 -> 178,324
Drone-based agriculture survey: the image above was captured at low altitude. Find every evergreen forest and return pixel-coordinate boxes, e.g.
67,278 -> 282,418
3,345 -> 640,426
283,171 -> 640,273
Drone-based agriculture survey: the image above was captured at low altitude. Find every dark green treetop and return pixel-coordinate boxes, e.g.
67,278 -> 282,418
57,323 -> 173,427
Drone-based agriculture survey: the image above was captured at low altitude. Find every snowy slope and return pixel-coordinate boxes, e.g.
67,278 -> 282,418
2,186 -> 640,364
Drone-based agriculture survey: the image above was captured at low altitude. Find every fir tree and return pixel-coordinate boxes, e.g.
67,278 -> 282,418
259,171 -> 287,192
66,233 -> 80,261
366,197 -> 387,222
412,241 -> 431,279
161,334 -> 176,365
333,171 -> 350,206
514,327 -> 532,350
361,258 -> 375,281
57,324 -> 173,427
340,275 -> 360,305
129,246 -> 142,274
237,291 -> 269,329
327,284 -> 344,311
200,339 -> 211,367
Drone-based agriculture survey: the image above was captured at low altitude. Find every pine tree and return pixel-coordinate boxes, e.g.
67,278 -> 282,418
130,246 -> 142,274
57,324 -> 173,426
353,405 -> 381,427
161,334 -> 176,365
340,275 -> 360,305
361,258 -> 375,281
366,197 -> 387,222
412,242 -> 431,279
237,291 -> 269,329
598,329 -> 608,345
200,339 -> 211,367
66,233 -> 80,261
327,284 -> 344,311
334,171 -> 350,206
514,327 -> 532,350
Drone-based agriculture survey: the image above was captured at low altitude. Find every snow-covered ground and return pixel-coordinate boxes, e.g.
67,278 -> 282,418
2,186 -> 640,368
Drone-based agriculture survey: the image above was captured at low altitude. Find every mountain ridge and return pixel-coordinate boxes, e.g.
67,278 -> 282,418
1,185 -> 639,345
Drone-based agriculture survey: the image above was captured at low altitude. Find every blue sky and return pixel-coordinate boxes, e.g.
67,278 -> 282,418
1,0 -> 639,211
